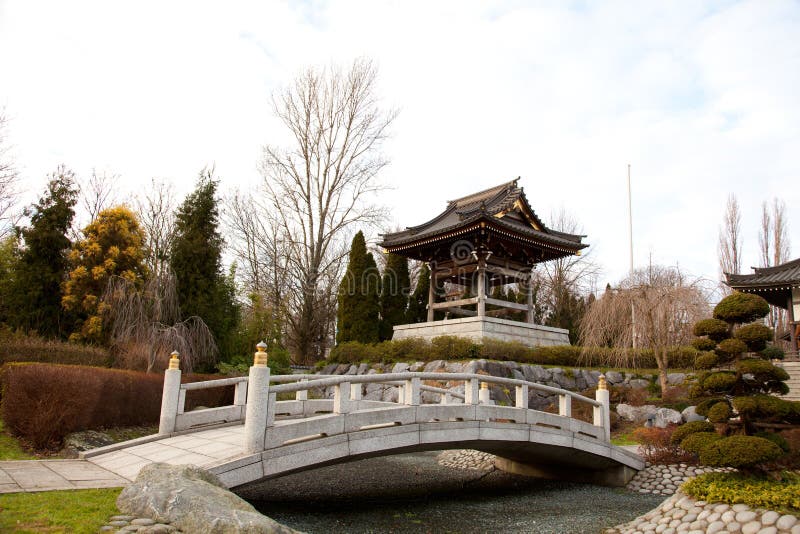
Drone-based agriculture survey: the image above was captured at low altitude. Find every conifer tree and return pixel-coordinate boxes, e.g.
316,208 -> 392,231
379,253 -> 410,340
336,231 -> 380,343
406,263 -> 431,323
11,166 -> 77,337
170,170 -> 239,356
62,206 -> 147,343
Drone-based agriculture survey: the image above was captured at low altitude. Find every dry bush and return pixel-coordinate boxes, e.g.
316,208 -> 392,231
0,331 -> 110,367
1,363 -> 232,449
662,385 -> 689,404
610,385 -> 648,407
633,425 -> 696,465
780,429 -> 800,454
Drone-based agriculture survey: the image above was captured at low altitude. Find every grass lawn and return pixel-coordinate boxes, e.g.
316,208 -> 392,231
0,420 -> 34,460
0,488 -> 121,533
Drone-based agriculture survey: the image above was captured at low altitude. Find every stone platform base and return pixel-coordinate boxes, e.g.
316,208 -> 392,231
392,316 -> 569,347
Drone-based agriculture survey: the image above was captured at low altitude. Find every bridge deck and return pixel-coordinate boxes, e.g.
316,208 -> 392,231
88,425 -> 247,481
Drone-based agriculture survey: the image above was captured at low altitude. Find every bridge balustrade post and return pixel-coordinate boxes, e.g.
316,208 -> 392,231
515,384 -> 528,409
159,351 -> 182,435
295,378 -> 308,401
404,377 -> 420,406
244,342 -> 271,454
479,382 -> 491,404
350,383 -> 362,401
266,392 -> 276,427
465,378 -> 480,405
233,380 -> 248,407
594,374 -> 611,442
334,381 -> 351,413
441,392 -> 453,404
558,394 -> 572,417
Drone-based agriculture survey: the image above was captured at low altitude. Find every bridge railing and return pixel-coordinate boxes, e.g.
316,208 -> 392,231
157,347 -> 611,454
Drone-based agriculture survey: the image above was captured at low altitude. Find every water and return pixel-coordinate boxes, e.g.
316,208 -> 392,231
240,452 -> 664,533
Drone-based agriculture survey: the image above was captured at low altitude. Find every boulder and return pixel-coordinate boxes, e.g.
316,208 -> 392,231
666,373 -> 686,386
391,362 -> 409,374
345,365 -> 358,375
511,369 -> 525,381
63,430 -> 115,457
356,363 -> 370,375
409,361 -> 425,372
653,408 -> 683,428
605,371 -> 624,385
318,364 -> 338,376
681,406 -> 706,423
445,361 -> 465,373
616,403 -> 659,423
423,360 -> 446,372
117,464 -> 298,534
627,379 -> 650,389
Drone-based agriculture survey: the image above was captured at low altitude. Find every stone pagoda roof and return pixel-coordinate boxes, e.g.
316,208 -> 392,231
380,179 -> 586,258
725,257 -> 800,308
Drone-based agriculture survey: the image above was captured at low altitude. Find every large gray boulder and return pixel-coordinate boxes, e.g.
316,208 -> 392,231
117,464 -> 299,534
666,373 -> 686,386
653,407 -> 683,428
616,403 -> 659,423
681,405 -> 706,423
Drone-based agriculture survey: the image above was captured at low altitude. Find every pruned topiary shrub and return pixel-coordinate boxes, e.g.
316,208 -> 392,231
733,395 -> 800,425
707,401 -> 732,423
760,345 -> 784,360
695,398 -> 727,417
669,420 -> 715,445
681,432 -> 724,455
699,436 -> 783,470
734,323 -> 773,352
716,338 -> 748,359
702,372 -> 737,392
694,352 -> 718,369
693,318 -> 730,342
713,293 -> 770,324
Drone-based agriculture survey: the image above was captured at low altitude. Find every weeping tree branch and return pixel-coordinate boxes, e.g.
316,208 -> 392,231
102,273 -> 218,373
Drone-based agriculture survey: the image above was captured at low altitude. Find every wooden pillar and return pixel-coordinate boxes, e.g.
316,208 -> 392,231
526,272 -> 535,324
789,293 -> 798,357
427,265 -> 436,322
477,258 -> 486,317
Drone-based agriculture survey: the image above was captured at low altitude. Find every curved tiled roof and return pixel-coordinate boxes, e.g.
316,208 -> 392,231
726,258 -> 800,288
381,178 -> 586,252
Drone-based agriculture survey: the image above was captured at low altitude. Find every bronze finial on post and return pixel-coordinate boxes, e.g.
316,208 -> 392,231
254,341 -> 269,367
598,374 -> 608,391
168,351 -> 180,370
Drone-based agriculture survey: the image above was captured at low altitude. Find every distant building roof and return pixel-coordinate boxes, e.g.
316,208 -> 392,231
725,257 -> 800,308
380,178 -> 586,259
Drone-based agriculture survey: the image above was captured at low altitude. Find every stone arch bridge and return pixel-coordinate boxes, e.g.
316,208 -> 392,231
82,361 -> 643,489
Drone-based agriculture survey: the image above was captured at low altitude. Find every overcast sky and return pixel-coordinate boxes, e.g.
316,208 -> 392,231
1,0 -> 798,291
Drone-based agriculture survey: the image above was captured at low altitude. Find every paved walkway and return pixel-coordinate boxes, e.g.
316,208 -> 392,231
0,425 -> 247,494
0,460 -> 128,493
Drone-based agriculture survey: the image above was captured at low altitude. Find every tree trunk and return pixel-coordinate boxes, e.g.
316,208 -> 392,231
657,348 -> 669,398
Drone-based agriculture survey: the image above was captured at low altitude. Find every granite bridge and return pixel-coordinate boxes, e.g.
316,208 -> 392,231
81,350 -> 643,489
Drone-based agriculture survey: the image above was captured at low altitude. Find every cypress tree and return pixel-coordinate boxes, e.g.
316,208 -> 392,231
406,263 -> 431,323
379,253 -> 410,340
11,166 -> 77,337
336,231 -> 380,343
170,170 -> 239,357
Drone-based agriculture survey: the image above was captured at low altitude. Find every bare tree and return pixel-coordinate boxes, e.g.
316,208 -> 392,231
758,198 -> 791,336
81,169 -> 118,223
580,265 -> 710,396
102,273 -> 217,373
0,111 -> 20,238
223,188 -> 291,342
135,178 -> 177,282
259,58 -> 396,364
718,194 -> 742,289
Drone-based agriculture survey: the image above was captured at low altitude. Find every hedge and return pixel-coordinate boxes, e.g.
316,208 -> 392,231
669,421 -> 715,445
683,472 -> 800,513
327,337 -> 699,369
699,436 -> 784,469
0,333 -> 111,367
1,363 -> 233,449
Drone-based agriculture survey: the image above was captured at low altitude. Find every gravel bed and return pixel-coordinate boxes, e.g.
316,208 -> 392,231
240,451 -> 664,533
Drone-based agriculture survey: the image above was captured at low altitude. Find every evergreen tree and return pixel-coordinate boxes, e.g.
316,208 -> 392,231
10,167 -> 77,337
62,206 -> 147,343
336,231 -> 380,343
545,286 -> 587,344
379,253 -> 410,340
406,263 -> 431,323
170,170 -> 239,356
